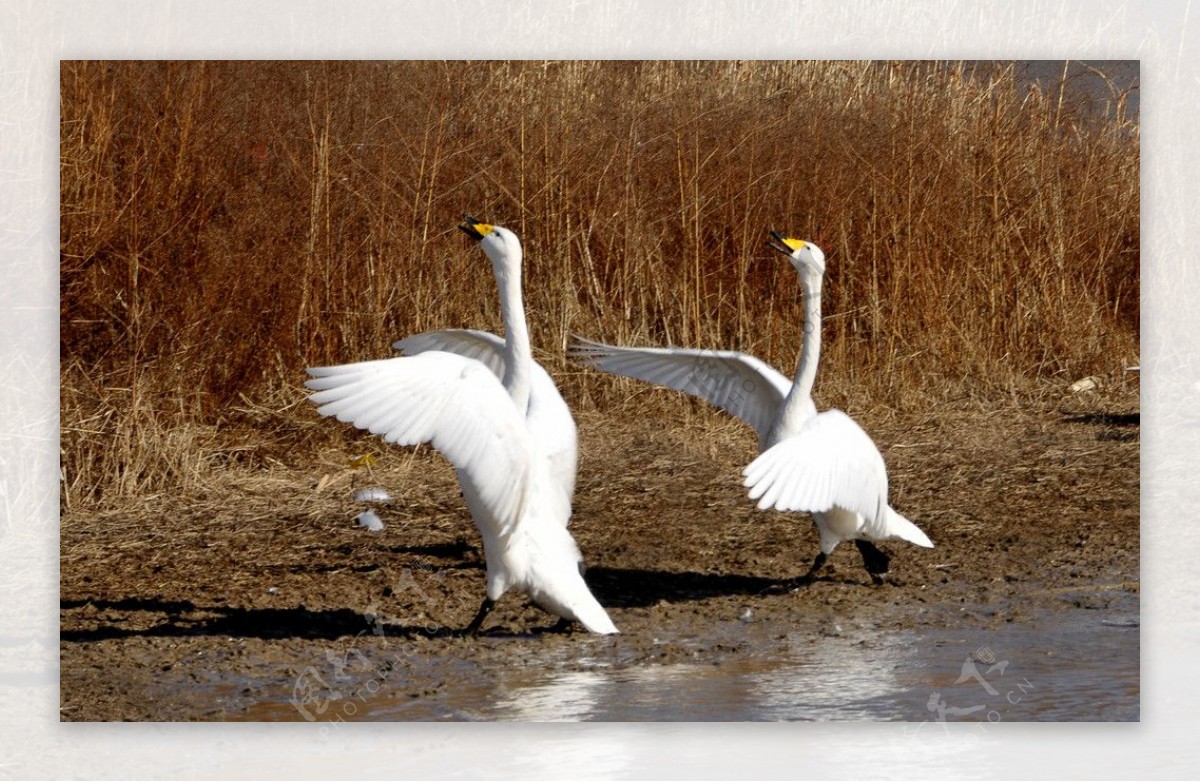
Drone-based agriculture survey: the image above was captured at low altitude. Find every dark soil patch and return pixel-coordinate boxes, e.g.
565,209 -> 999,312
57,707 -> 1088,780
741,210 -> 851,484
59,390 -> 1139,721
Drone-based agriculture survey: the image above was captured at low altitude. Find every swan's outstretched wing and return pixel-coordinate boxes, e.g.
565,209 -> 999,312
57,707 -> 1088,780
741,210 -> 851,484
742,409 -> 888,526
570,336 -> 792,443
395,328 -> 578,505
306,352 -> 534,537
394,329 -> 507,377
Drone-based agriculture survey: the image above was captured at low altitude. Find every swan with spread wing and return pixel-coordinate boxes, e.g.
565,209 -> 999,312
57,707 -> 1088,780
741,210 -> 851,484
307,218 -> 616,634
571,232 -> 932,586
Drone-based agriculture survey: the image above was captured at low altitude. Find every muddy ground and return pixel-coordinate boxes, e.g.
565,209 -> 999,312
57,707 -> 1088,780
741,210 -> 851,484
59,387 -> 1139,721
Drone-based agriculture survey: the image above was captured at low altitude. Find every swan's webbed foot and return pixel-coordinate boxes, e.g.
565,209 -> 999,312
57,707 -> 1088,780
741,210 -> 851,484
801,551 -> 828,584
759,580 -> 800,595
761,552 -> 827,594
855,540 -> 890,586
458,597 -> 496,637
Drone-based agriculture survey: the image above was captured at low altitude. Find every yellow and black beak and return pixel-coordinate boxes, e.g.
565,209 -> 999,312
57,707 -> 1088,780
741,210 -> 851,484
458,214 -> 494,241
768,230 -> 804,256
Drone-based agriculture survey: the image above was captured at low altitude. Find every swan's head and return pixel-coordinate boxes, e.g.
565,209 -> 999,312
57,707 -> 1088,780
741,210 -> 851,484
768,231 -> 826,277
459,215 -> 522,272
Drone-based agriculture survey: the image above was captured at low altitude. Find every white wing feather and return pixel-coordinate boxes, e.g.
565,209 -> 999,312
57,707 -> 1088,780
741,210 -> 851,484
743,409 -> 888,526
394,329 -> 507,377
395,328 -> 578,507
306,352 -> 534,538
569,336 -> 792,443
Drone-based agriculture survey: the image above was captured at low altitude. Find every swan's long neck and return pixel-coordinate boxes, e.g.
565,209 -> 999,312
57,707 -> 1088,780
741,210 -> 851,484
496,254 -> 533,415
772,271 -> 823,442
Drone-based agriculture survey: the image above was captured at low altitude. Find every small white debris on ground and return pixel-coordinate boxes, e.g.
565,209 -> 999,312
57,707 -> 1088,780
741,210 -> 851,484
354,486 -> 393,503
1069,376 -> 1099,393
355,510 -> 385,532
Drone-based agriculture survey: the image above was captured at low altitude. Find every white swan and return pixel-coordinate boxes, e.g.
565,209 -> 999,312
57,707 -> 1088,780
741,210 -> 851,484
571,232 -> 932,586
306,218 -> 616,635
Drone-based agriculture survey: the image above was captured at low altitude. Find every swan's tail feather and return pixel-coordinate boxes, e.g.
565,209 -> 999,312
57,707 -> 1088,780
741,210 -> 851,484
883,506 -> 934,548
573,598 -> 619,635
556,570 -> 619,634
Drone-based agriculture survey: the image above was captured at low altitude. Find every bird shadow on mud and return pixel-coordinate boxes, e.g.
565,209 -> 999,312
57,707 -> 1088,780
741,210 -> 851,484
59,596 -> 470,643
1062,411 -> 1140,427
1061,411 -> 1140,442
584,566 -> 799,608
327,539 -> 480,563
59,594 -> 588,643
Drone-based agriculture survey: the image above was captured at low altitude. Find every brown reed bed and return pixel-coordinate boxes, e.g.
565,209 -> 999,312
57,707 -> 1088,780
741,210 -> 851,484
60,60 -> 1139,508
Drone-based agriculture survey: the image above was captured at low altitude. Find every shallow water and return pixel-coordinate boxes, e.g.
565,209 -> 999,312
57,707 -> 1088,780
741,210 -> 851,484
236,587 -> 1138,722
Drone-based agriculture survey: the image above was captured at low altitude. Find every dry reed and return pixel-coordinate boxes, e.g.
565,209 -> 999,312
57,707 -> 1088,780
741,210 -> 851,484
60,61 -> 1139,507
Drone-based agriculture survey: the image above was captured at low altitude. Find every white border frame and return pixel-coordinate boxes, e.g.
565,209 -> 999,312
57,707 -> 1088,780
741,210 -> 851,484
4,1 -> 1188,778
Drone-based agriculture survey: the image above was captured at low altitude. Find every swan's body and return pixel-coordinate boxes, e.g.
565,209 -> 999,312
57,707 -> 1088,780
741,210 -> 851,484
571,233 -> 932,585
307,219 -> 615,634
393,328 -> 577,515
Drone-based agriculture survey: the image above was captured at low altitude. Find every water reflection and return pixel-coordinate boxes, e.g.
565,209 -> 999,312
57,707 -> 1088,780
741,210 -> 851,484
751,633 -> 911,720
490,670 -> 613,721
231,595 -> 1138,722
474,604 -> 1138,722
483,636 -> 915,721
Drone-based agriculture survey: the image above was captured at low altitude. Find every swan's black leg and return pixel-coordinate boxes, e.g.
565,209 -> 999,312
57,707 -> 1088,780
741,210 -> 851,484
547,616 -> 575,634
801,551 -> 828,582
855,540 -> 890,585
762,551 -> 828,594
461,597 -> 495,636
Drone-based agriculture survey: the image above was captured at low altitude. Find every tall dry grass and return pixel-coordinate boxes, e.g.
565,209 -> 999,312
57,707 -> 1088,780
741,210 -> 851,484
60,61 -> 1139,507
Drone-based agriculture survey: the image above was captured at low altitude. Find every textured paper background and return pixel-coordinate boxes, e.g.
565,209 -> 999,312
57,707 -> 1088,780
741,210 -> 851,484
2,0 -> 1189,777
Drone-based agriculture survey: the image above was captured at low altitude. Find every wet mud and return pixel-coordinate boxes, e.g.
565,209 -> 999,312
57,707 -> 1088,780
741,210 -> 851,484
60,392 -> 1140,721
